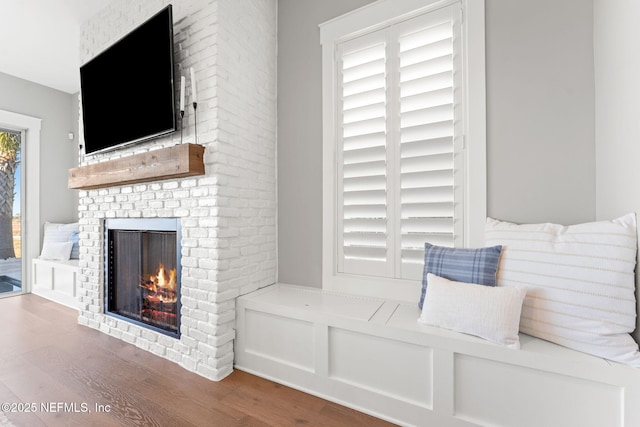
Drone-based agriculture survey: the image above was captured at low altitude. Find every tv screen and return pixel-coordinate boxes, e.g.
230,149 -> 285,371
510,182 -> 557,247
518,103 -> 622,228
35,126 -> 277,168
80,5 -> 175,155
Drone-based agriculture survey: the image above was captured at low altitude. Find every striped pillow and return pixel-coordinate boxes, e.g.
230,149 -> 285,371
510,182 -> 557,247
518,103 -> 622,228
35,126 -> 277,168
41,222 -> 79,259
485,213 -> 640,366
419,243 -> 503,310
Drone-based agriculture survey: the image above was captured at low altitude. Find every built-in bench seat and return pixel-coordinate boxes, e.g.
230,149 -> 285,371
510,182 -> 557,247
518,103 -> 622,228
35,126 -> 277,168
32,258 -> 79,309
235,283 -> 640,426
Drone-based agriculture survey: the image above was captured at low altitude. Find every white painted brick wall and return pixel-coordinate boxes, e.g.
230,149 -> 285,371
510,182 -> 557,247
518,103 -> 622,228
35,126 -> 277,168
77,0 -> 277,381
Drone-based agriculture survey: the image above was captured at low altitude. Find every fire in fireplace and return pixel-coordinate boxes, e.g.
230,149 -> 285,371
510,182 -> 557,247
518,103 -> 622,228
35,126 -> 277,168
140,262 -> 178,329
104,218 -> 181,338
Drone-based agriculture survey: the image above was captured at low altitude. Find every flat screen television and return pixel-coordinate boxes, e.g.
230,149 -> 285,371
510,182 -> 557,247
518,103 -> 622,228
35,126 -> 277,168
80,5 -> 175,155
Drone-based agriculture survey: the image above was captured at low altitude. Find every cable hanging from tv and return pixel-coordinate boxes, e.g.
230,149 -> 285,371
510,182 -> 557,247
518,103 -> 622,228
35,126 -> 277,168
179,67 -> 198,144
192,67 -> 198,145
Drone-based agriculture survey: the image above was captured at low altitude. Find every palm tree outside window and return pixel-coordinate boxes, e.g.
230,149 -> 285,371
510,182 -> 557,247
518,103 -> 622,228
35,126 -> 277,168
0,130 -> 21,293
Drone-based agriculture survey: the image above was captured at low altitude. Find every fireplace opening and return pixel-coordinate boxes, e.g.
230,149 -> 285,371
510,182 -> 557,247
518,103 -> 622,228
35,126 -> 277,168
105,218 -> 181,338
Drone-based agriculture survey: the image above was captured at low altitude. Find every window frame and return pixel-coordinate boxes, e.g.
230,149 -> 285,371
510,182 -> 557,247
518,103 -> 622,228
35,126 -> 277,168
0,109 -> 42,295
320,0 -> 486,302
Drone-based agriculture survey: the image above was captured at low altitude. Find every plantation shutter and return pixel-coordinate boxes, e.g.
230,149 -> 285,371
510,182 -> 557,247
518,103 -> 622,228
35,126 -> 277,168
337,4 -> 463,281
338,31 -> 390,278
397,7 -> 463,280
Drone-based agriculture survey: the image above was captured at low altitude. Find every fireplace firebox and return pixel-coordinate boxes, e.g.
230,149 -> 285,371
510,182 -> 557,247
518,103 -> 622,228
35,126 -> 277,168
104,218 -> 181,338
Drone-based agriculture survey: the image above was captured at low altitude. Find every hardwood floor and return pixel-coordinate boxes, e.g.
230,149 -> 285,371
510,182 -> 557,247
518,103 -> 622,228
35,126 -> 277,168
0,294 -> 394,427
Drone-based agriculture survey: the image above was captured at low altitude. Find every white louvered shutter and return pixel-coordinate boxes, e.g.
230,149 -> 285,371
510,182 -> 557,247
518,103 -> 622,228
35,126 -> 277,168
397,7 -> 463,280
338,32 -> 390,277
336,4 -> 463,281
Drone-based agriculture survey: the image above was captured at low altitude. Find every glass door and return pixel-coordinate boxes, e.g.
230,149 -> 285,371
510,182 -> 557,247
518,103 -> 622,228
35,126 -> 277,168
0,129 -> 22,296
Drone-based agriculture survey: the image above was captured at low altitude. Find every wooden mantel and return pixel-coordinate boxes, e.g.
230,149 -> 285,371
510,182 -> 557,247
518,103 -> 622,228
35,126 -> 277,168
68,143 -> 205,190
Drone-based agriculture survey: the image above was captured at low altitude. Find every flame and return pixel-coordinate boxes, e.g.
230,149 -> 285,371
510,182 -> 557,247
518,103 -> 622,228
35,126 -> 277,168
153,264 -> 177,292
144,263 -> 178,303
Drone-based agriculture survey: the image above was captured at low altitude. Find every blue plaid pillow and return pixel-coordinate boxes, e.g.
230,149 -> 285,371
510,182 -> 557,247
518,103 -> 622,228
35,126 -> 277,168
69,231 -> 80,259
418,243 -> 503,309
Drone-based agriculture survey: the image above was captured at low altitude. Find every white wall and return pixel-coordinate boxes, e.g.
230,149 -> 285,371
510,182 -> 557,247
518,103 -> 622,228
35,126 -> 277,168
0,72 -> 79,232
485,0 -> 595,225
277,0 -> 377,287
277,0 -> 596,287
594,0 -> 640,341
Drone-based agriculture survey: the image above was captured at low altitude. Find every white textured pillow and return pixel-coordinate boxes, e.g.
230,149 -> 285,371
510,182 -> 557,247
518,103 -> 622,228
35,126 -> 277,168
40,241 -> 73,261
41,222 -> 79,258
418,273 -> 526,349
485,213 -> 640,366
43,222 -> 79,244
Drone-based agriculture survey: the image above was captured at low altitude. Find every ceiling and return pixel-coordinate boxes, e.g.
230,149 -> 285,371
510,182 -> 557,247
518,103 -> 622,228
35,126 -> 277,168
0,0 -> 112,94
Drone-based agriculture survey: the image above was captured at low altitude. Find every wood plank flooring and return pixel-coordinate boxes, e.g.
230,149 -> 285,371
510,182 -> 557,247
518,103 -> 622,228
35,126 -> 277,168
0,294 -> 394,427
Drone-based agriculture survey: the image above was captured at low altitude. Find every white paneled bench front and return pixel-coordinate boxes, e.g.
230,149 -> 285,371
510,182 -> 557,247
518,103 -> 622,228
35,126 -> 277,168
32,258 -> 80,309
234,284 -> 640,427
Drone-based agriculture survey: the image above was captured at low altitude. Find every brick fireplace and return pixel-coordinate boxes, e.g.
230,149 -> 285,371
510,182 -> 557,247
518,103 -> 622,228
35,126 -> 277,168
76,0 -> 277,381
104,218 -> 181,338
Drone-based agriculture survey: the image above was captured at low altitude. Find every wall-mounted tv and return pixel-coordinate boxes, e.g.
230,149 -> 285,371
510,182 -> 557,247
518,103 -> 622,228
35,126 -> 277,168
80,5 -> 175,155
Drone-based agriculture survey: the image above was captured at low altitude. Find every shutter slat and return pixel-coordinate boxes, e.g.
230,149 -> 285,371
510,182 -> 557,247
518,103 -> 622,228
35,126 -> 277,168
344,175 -> 387,193
401,153 -> 453,173
343,231 -> 387,246
344,145 -> 386,165
401,232 -> 455,267
401,104 -> 453,129
343,102 -> 386,125
344,87 -> 386,111
343,189 -> 386,205
402,202 -> 453,218
401,248 -> 427,264
343,204 -> 386,219
343,58 -> 386,83
400,55 -> 453,83
343,43 -> 386,69
401,88 -> 452,113
402,217 -> 454,234
401,120 -> 453,144
344,217 -> 386,232
401,137 -> 452,157
400,22 -> 452,52
343,160 -> 386,178
343,246 -> 387,261
400,71 -> 452,98
402,186 -> 454,204
343,116 -> 386,139
343,73 -> 386,97
402,233 -> 454,250
343,131 -> 386,151
402,169 -> 454,189
400,38 -> 453,68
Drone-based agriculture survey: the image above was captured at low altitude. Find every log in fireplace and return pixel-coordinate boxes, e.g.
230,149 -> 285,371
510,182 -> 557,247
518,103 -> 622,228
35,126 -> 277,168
104,218 -> 181,338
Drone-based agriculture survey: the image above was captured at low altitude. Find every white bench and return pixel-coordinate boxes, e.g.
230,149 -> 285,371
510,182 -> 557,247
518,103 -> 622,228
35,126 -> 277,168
32,258 -> 80,309
235,283 -> 640,427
